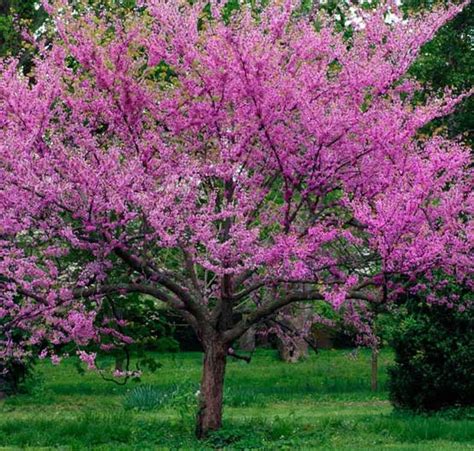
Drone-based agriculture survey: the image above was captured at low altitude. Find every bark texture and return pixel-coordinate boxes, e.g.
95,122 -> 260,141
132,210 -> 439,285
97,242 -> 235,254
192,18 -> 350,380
196,340 -> 227,438
277,335 -> 308,363
277,308 -> 312,363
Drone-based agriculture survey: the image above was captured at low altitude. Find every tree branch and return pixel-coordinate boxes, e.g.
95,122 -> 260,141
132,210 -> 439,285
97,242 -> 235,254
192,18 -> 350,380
113,247 -> 209,324
223,288 -> 377,342
227,348 -> 252,363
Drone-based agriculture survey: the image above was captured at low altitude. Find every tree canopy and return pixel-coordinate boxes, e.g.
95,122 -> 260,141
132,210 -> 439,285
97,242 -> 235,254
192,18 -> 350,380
0,0 -> 472,437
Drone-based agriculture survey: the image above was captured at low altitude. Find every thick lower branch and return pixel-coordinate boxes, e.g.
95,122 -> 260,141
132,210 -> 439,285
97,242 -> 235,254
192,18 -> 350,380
114,247 -> 208,324
224,288 -> 378,342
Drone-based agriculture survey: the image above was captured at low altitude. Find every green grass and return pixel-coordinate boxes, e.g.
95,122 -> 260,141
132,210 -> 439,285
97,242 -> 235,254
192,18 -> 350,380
0,349 -> 473,449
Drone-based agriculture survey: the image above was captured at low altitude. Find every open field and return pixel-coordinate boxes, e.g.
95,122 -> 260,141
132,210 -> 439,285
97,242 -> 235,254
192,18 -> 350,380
0,349 -> 473,449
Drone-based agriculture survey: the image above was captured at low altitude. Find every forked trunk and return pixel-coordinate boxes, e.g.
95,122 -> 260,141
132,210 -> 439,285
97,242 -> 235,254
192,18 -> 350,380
196,340 -> 227,439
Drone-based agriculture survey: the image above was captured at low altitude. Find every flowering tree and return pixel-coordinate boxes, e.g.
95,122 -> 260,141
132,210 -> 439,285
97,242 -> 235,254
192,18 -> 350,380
0,0 -> 472,437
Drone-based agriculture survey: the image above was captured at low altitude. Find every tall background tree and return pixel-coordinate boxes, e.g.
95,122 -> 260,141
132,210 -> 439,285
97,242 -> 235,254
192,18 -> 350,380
0,0 -> 47,68
407,0 -> 473,145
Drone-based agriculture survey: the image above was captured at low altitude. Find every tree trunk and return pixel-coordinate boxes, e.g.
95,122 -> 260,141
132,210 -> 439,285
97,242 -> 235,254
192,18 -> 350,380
0,372 -> 7,400
115,355 -> 125,372
371,346 -> 378,392
277,335 -> 308,363
196,340 -> 227,439
238,325 -> 256,352
0,2 -> 10,16
277,308 -> 311,363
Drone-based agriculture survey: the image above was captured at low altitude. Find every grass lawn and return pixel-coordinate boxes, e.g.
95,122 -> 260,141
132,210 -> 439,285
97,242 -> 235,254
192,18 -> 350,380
0,349 -> 473,449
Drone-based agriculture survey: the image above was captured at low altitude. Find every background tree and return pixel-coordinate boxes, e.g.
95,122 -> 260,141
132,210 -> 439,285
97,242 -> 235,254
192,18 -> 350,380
406,0 -> 473,145
0,0 -> 472,438
0,1 -> 47,59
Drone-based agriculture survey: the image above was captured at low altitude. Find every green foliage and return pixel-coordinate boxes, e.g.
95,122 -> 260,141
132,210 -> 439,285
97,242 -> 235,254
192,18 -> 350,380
86,294 -> 180,374
406,0 -> 473,144
0,0 -> 47,59
154,336 -> 180,353
389,300 -> 474,411
0,358 -> 33,396
0,0 -> 141,64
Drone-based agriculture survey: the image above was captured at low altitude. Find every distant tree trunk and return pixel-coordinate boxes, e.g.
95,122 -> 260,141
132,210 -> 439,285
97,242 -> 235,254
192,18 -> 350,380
195,339 -> 227,439
238,325 -> 256,352
115,355 -> 125,372
0,369 -> 7,399
371,346 -> 378,391
0,1 -> 10,15
277,335 -> 308,363
277,308 -> 311,363
0,362 -> 21,398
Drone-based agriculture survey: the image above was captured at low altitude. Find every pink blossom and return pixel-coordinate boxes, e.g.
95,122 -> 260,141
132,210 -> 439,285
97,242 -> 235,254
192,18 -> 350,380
77,351 -> 97,370
50,354 -> 62,365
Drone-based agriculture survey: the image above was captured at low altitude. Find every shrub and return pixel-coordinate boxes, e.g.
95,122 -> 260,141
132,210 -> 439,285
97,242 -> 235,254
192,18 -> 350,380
122,381 -> 198,412
388,299 -> 474,411
154,337 -> 180,353
0,326 -> 37,396
0,359 -> 33,396
123,384 -> 167,411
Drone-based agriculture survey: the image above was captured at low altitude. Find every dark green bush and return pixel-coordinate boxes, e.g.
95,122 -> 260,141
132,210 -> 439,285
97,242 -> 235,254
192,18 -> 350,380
154,336 -> 180,353
0,359 -> 32,396
388,300 -> 474,411
0,322 -> 37,396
